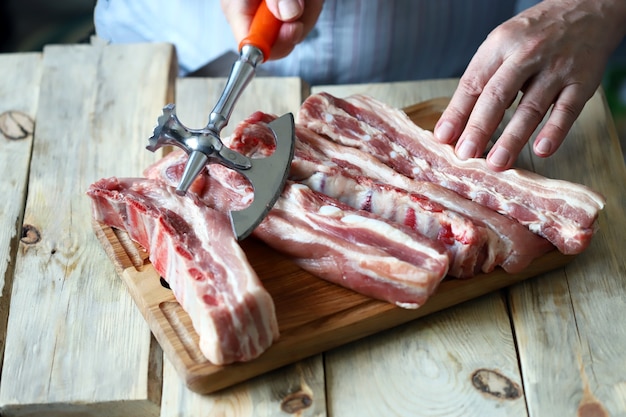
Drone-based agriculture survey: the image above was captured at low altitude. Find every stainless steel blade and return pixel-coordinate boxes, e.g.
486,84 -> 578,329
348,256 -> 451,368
229,113 -> 295,239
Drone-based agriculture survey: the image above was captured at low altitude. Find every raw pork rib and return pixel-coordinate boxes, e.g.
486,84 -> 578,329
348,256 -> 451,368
298,92 -> 606,254
145,150 -> 451,308
87,177 -> 279,365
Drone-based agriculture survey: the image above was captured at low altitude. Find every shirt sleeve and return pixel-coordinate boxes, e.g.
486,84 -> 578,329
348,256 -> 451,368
94,0 -> 237,75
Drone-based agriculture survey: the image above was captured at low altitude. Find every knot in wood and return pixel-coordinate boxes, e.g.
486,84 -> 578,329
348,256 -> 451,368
21,224 -> 41,244
280,390 -> 313,414
578,400 -> 609,417
0,111 -> 35,141
471,368 -> 521,400
160,277 -> 171,289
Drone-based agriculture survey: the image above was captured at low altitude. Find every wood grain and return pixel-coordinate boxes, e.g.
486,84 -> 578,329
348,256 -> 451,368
509,89 -> 626,416
91,80 -> 574,395
0,52 -> 41,391
325,293 -> 528,417
0,42 -> 176,416
160,355 -> 326,417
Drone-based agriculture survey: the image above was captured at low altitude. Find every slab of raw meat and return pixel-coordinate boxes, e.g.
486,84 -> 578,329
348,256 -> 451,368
297,92 -> 606,255
87,177 -> 279,365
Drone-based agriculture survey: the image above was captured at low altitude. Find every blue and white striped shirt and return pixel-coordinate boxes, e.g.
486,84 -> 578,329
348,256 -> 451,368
94,0 -> 540,85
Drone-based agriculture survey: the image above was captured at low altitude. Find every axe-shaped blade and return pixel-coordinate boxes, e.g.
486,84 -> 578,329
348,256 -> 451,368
229,113 -> 295,240
147,106 -> 295,241
146,5 -> 294,240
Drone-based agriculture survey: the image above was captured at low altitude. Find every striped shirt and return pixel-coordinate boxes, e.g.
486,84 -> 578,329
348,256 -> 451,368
94,0 -> 540,85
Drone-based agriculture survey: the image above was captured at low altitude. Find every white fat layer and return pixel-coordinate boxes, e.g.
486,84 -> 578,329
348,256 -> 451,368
396,301 -> 420,309
339,214 -> 445,260
319,205 -> 342,216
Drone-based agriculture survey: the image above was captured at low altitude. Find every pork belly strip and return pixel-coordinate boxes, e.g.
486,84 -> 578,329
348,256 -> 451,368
144,151 -> 451,309
87,177 -> 279,365
293,124 -> 553,274
256,182 -> 451,309
297,92 -> 606,255
223,115 -> 491,278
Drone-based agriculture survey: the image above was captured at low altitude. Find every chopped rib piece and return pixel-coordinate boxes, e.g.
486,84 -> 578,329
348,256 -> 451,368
223,116 -> 491,277
298,92 -> 606,254
87,177 -> 279,365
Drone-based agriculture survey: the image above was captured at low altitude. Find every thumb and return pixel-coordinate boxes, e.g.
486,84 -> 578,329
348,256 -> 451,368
266,0 -> 304,21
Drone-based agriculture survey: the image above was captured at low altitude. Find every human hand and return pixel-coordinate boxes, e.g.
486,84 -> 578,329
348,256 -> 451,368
433,0 -> 626,171
220,0 -> 324,60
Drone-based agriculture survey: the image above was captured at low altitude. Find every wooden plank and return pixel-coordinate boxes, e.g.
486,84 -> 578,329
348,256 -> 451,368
170,76 -> 309,136
158,77 -> 332,416
311,79 -> 461,111
0,42 -> 176,416
316,81 -> 529,416
325,293 -> 528,417
160,356 -> 326,417
0,52 -> 42,387
510,89 -> 626,415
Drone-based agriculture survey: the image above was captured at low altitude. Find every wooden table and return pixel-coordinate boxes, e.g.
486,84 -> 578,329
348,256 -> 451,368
0,42 -> 624,417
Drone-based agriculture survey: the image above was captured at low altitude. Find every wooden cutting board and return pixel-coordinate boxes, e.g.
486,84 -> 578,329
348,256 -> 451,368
92,100 -> 573,394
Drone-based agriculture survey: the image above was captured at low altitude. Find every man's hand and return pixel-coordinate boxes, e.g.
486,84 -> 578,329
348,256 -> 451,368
434,0 -> 626,171
220,0 -> 323,60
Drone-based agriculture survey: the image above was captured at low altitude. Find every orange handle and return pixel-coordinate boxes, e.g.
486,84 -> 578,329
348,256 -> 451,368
238,1 -> 282,62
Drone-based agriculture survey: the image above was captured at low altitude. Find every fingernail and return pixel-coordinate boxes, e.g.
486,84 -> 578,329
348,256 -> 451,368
456,139 -> 477,160
434,121 -> 454,143
488,147 -> 511,168
534,137 -> 552,156
278,0 -> 301,20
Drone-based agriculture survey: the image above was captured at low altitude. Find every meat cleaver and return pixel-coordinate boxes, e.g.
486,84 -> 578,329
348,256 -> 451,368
147,1 -> 295,240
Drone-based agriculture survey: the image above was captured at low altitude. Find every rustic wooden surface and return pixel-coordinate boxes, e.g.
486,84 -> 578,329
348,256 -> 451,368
0,43 -> 624,416
0,42 -> 176,416
0,52 -> 41,389
509,89 -> 626,416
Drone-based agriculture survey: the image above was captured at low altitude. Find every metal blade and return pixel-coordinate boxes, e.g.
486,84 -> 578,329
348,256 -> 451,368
230,113 -> 295,240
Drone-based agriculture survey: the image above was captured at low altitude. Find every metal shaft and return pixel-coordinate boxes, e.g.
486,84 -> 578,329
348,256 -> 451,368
176,45 -> 265,195
207,45 -> 264,133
